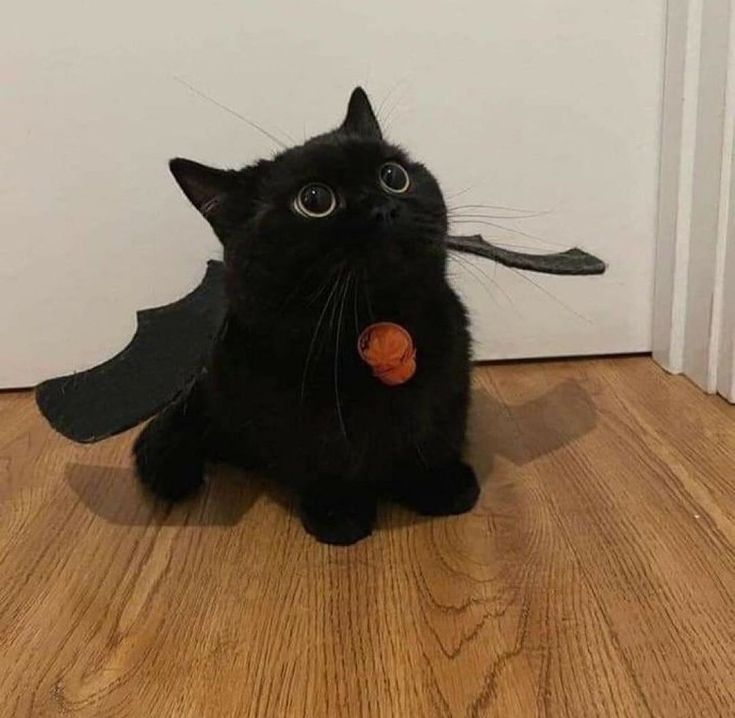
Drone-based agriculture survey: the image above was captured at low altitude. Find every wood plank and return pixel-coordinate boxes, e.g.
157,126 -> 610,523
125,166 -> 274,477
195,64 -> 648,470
0,357 -> 733,716
488,357 -> 735,716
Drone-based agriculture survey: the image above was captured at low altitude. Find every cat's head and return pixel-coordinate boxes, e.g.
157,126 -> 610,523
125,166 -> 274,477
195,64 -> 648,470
170,88 -> 448,316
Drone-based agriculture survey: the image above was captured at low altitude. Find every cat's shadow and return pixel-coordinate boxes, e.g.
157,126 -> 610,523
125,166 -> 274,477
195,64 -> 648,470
66,379 -> 597,530
65,462 -> 267,527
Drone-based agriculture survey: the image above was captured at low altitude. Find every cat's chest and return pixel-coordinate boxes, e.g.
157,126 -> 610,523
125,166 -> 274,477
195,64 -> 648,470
215,298 -> 458,417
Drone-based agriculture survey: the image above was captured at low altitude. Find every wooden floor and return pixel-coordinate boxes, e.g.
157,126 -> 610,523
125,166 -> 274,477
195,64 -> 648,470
1,357 -> 735,717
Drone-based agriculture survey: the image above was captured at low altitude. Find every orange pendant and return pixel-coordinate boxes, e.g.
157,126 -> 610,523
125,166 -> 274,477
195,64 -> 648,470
357,322 -> 417,386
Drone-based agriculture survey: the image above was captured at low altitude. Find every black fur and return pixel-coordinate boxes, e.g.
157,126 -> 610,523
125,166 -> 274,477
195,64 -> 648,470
134,87 -> 479,544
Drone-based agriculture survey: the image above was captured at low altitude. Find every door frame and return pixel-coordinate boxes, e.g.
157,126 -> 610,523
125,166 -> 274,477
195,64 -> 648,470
654,0 -> 735,402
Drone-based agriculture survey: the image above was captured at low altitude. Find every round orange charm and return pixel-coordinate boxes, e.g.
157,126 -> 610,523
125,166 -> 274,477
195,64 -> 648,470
357,322 -> 417,386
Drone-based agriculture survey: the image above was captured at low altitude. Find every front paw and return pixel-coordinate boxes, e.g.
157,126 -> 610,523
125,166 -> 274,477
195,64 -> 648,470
134,419 -> 204,502
299,482 -> 377,546
393,460 -> 479,516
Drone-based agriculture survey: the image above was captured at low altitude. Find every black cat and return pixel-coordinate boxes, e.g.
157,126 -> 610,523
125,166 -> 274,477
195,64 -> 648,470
134,87 -> 479,545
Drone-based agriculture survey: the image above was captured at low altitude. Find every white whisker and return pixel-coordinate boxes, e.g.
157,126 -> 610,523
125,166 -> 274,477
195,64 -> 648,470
173,76 -> 293,150
300,271 -> 344,402
334,273 -> 352,439
502,265 -> 593,323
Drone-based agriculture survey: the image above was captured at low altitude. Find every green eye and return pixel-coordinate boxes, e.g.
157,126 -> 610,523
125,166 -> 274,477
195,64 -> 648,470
294,183 -> 337,218
379,162 -> 410,194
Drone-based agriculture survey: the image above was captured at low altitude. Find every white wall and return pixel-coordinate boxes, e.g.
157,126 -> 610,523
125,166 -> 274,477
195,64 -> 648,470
1,1 -> 665,387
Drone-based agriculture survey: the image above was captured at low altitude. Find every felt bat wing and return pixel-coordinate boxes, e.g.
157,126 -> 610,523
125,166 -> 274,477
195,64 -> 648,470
445,235 -> 607,275
35,236 -> 606,443
35,260 -> 227,443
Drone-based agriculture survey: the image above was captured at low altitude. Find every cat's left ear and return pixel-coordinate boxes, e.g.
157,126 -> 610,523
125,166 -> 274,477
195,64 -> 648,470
169,158 -> 241,225
340,87 -> 382,140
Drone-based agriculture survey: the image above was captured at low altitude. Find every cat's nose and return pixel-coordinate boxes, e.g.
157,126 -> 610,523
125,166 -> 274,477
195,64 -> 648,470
370,201 -> 401,225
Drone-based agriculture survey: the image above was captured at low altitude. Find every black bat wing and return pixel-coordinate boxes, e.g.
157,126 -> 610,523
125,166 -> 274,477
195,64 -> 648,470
35,260 -> 227,443
446,235 -> 606,275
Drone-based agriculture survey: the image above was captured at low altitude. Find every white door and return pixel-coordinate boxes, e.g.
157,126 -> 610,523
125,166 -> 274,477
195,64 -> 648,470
0,1 -> 665,387
653,0 -> 735,403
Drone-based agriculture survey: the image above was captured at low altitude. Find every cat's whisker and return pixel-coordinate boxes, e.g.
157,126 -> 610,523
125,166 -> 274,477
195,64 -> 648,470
449,215 -> 542,222
327,273 -> 345,337
280,260 -> 333,311
456,254 -> 519,313
278,254 -> 349,319
450,257 -> 505,314
449,207 -> 540,215
376,77 -> 408,125
449,252 -> 493,297
382,103 -> 410,135
362,268 -> 375,322
445,185 -> 476,201
300,271 -> 344,403
352,273 -> 361,336
333,273 -> 353,439
380,78 -> 414,132
449,253 -> 519,315
173,76 -> 293,150
445,231 -> 555,253
305,262 -> 344,306
448,210 -> 550,220
449,202 -> 536,211
448,202 -> 550,215
452,218 -> 568,249
502,264 -> 593,323
305,276 -> 334,306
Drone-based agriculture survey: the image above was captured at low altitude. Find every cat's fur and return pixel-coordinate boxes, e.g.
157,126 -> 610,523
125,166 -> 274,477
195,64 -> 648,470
134,88 -> 479,545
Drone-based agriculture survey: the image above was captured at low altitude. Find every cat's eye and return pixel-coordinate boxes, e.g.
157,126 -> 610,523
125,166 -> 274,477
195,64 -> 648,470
293,183 -> 337,218
379,162 -> 410,194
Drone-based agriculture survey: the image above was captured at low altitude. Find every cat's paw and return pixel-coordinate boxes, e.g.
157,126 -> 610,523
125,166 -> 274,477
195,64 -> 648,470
299,481 -> 377,546
392,459 -> 479,516
134,418 -> 204,502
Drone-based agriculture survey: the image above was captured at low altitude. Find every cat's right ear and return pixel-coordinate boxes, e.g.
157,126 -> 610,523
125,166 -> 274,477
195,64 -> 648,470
169,158 -> 240,225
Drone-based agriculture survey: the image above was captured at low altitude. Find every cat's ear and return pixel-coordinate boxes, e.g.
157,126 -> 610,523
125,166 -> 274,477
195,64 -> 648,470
169,158 -> 241,224
340,87 -> 382,140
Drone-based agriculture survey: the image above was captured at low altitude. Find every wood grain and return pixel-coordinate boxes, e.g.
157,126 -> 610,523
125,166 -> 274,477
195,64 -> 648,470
1,357 -> 734,717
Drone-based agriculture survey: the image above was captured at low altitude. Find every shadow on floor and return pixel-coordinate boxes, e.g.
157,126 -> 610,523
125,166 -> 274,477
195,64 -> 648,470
467,378 -> 597,481
65,462 -> 267,527
66,379 -> 597,529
